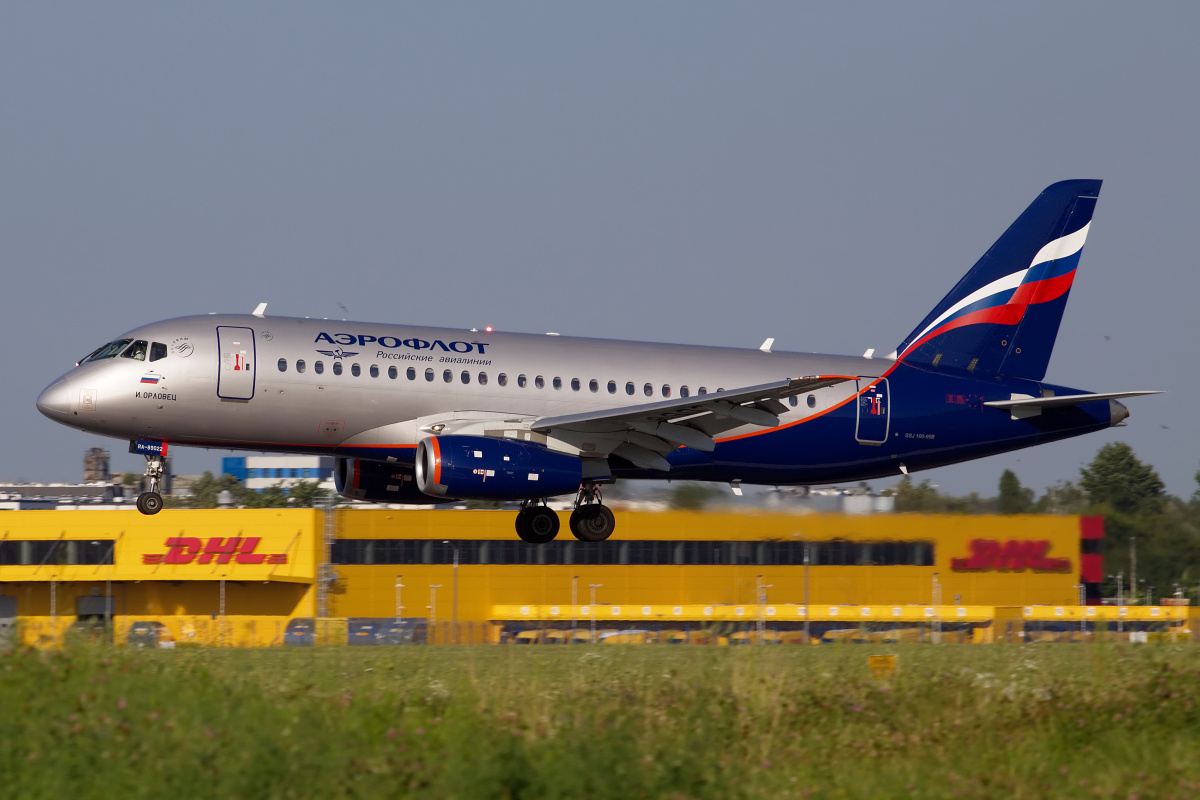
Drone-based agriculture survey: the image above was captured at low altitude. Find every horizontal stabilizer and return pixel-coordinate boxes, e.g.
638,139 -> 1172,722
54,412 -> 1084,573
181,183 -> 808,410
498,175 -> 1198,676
983,391 -> 1161,410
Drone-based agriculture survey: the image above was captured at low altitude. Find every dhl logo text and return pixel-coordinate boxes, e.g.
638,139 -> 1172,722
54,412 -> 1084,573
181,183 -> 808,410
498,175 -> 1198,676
950,539 -> 1070,572
142,537 -> 288,566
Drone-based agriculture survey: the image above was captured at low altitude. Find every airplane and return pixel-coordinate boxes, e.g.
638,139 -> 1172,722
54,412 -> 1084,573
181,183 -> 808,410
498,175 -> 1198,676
37,179 -> 1159,543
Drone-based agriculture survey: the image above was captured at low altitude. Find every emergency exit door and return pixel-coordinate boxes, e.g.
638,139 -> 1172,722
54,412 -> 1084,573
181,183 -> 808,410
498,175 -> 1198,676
217,326 -> 256,400
855,378 -> 889,444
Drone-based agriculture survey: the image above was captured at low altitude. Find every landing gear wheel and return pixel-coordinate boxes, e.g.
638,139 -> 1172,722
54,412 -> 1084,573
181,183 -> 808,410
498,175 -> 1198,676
516,506 -> 559,544
137,491 -> 164,515
570,504 -> 615,542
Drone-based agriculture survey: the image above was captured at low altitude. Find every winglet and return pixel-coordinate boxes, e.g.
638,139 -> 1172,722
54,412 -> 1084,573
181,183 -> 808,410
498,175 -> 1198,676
252,302 -> 268,318
760,338 -> 774,353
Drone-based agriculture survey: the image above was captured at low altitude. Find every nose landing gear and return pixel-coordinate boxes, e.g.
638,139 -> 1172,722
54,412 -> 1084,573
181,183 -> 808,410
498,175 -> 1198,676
136,454 -> 165,516
569,483 -> 616,542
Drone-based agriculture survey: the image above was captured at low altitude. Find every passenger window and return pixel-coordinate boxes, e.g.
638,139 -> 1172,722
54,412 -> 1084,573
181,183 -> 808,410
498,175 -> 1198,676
807,395 -> 816,408
296,359 -> 306,373
662,385 -> 671,398
498,373 -> 508,387
608,381 -> 616,394
150,342 -> 168,362
478,372 -> 488,385
333,362 -> 343,376
443,370 -> 452,383
370,365 -> 379,378
277,358 -> 287,372
589,379 -> 599,393
425,368 -> 434,381
553,377 -> 562,390
681,386 -> 689,398
461,370 -> 470,384
535,376 -> 545,389
315,361 -> 324,374
571,378 -> 580,391
789,395 -> 798,407
698,387 -> 707,395
389,366 -> 398,379
351,364 -> 361,377
626,382 -> 635,395
121,340 -> 148,361
643,383 -> 653,397
406,367 -> 415,380
518,375 -> 528,388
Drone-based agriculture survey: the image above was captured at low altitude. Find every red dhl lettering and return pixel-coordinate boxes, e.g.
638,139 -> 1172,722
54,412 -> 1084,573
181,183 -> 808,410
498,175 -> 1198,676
142,536 -> 287,565
949,539 -> 1070,571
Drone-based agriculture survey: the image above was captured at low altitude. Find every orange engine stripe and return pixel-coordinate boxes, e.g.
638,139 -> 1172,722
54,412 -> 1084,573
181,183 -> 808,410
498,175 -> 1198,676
430,437 -> 442,485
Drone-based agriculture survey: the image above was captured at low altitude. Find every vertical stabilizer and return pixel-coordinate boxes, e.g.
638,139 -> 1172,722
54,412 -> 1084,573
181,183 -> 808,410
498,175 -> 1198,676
895,180 -> 1101,381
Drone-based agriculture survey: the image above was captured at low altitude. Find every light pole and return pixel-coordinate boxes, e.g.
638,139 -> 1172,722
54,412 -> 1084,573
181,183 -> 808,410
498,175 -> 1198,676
395,575 -> 404,622
589,583 -> 602,643
1130,536 -> 1137,604
571,575 -> 579,639
429,584 -> 442,644
932,572 -> 942,643
1077,583 -> 1086,637
443,540 -> 459,642
756,575 -> 772,643
1116,571 -> 1124,637
801,541 -> 811,643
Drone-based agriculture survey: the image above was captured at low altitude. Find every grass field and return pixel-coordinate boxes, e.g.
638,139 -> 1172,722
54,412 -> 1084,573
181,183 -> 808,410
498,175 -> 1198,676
2,643 -> 1199,799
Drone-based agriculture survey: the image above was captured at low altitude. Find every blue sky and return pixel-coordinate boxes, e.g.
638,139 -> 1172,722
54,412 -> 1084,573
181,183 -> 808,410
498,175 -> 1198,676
3,3 -> 1197,498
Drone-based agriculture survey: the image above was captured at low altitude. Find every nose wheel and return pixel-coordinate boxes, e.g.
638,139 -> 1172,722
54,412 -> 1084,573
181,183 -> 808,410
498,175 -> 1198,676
569,483 -> 616,542
136,453 -> 166,516
515,501 -> 559,544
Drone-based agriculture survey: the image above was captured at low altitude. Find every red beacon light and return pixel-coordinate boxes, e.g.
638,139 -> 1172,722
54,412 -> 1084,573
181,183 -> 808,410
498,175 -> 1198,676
485,326 -> 494,333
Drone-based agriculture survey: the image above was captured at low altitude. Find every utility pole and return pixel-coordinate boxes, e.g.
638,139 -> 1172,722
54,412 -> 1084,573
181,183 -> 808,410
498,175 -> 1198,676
429,585 -> 442,644
589,583 -> 602,643
395,575 -> 404,622
443,540 -> 459,642
756,575 -> 772,643
803,542 -> 811,643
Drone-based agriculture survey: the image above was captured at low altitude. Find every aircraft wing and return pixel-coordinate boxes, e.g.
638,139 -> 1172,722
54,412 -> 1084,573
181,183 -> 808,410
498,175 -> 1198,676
531,375 -> 854,471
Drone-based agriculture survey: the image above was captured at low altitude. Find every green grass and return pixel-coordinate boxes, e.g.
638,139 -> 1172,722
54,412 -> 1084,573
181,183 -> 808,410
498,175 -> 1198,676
3,643 -> 1200,799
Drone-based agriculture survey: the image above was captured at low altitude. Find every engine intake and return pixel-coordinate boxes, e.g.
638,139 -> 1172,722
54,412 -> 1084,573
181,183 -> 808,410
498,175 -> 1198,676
334,458 -> 451,505
415,435 -> 582,501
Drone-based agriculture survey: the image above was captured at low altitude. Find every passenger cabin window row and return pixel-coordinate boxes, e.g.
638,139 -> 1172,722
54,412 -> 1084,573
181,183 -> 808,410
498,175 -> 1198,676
273,360 -> 822,408
333,539 -> 935,567
0,540 -> 115,566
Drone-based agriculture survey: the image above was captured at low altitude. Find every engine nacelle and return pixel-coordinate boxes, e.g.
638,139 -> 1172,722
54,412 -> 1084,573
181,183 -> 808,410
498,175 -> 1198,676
415,435 -> 583,501
334,458 -> 451,505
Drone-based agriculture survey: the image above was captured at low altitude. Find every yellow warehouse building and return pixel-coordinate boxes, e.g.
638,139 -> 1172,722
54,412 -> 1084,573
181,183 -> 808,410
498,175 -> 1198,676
0,508 -> 1186,647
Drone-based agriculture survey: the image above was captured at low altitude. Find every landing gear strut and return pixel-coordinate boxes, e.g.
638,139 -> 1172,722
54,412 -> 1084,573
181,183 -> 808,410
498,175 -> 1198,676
136,454 -> 165,516
569,483 -> 615,542
515,501 -> 559,544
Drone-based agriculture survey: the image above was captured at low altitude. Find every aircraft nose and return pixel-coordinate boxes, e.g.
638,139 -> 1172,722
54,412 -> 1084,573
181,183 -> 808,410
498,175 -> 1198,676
36,379 -> 72,418
1109,398 -> 1129,426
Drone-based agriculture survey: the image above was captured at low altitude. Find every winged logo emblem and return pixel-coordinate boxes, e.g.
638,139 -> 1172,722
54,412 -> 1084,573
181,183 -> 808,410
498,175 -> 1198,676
316,349 -> 359,360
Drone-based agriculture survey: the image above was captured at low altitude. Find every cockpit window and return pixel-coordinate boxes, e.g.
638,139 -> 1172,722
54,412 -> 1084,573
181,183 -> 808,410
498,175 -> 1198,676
82,339 -> 133,363
149,342 -> 167,362
120,340 -> 148,361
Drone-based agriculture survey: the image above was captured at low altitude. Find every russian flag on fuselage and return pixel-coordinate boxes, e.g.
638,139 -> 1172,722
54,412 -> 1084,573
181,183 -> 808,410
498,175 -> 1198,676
895,180 -> 1101,382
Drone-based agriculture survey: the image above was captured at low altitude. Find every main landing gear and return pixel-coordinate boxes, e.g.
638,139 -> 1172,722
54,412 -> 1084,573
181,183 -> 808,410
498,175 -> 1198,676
569,483 -> 615,542
136,454 -> 165,516
515,501 -> 559,544
513,483 -> 617,544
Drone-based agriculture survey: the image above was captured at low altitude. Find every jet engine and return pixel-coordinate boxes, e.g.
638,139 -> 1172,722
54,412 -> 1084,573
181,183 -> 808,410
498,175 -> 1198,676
414,435 -> 583,501
334,458 -> 451,505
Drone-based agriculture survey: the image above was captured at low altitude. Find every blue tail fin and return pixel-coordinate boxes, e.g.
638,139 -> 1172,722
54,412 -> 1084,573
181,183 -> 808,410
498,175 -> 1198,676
895,179 -> 1101,381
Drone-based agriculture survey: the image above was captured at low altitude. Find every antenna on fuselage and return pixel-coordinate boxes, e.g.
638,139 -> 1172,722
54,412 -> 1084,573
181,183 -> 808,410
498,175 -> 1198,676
252,302 -> 268,318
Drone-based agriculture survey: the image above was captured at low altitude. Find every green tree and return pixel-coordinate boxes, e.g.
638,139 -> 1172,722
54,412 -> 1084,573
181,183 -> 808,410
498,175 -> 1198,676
288,480 -> 334,508
183,471 -> 247,508
1079,443 -> 1164,515
997,469 -> 1033,514
1034,481 -> 1088,514
668,482 -> 721,511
